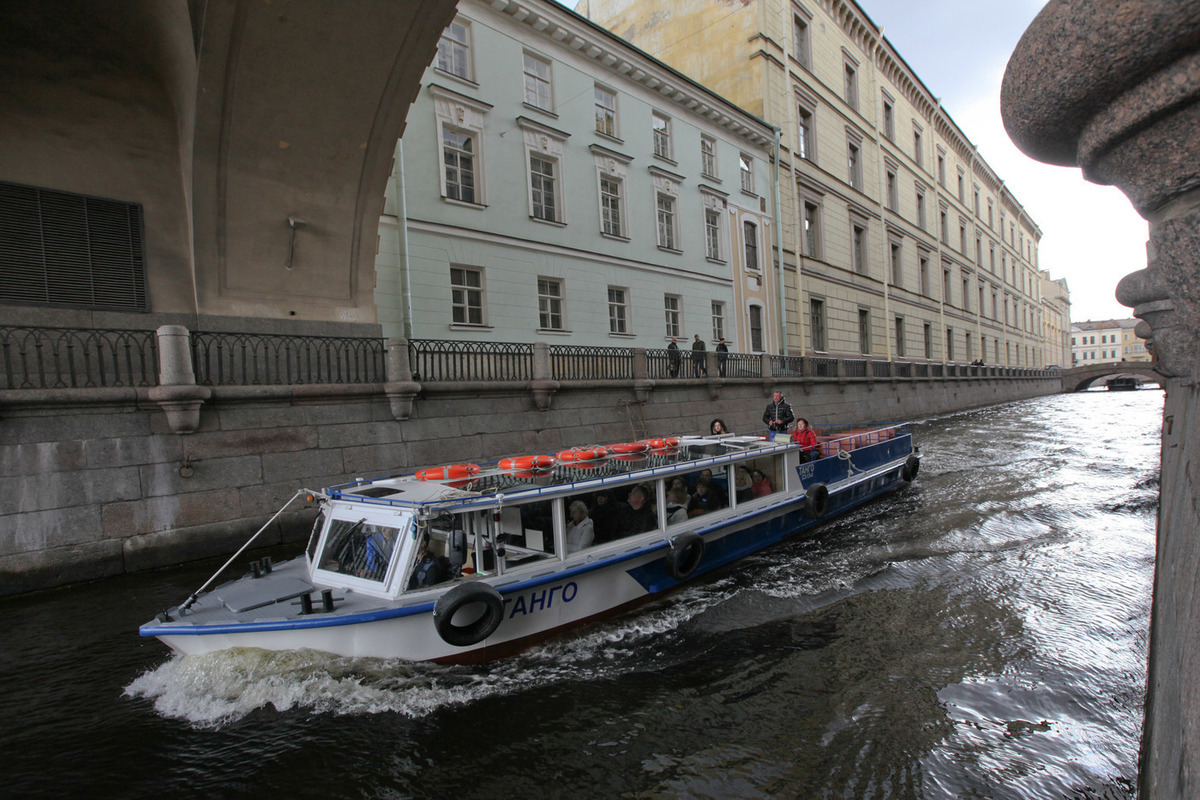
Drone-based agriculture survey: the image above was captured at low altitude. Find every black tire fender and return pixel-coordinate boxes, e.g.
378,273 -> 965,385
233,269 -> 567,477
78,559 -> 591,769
805,483 -> 829,519
902,454 -> 920,482
665,532 -> 705,580
433,582 -> 504,647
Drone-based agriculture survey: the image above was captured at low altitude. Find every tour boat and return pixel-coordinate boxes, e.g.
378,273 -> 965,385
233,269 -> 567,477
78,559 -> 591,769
139,423 -> 919,663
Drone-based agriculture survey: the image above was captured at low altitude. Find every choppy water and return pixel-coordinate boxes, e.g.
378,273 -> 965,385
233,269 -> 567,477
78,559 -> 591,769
0,390 -> 1161,799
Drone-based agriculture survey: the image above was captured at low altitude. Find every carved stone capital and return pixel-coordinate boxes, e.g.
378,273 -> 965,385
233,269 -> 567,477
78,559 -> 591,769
383,381 -> 422,421
147,384 -> 211,434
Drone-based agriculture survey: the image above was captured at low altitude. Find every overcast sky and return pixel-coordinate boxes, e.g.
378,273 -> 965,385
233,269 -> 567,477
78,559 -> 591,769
559,0 -> 1147,322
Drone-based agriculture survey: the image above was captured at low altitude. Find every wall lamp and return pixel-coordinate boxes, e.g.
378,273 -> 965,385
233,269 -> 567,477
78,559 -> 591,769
286,216 -> 307,269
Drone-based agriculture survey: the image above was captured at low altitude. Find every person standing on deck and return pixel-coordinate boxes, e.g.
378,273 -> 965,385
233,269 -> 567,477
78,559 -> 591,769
762,390 -> 794,441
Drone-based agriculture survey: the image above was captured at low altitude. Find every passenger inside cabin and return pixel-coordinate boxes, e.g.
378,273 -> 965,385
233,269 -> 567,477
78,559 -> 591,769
407,533 -> 450,590
565,501 -> 594,553
590,491 -> 619,544
751,469 -> 773,498
687,481 -> 720,517
734,465 -> 753,503
666,485 -> 690,524
362,524 -> 396,581
699,468 -> 728,507
616,484 -> 657,536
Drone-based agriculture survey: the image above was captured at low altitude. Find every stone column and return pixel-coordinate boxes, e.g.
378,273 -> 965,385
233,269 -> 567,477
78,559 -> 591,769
148,325 -> 210,433
1002,3 -> 1200,796
530,341 -> 559,411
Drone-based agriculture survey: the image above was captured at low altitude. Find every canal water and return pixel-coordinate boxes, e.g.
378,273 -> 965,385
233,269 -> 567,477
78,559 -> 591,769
1,390 -> 1161,799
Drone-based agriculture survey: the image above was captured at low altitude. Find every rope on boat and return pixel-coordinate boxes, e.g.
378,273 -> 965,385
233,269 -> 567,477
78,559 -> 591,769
178,489 -> 311,613
837,449 -> 863,475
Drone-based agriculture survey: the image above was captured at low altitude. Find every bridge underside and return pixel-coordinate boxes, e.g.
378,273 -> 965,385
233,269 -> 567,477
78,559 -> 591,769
0,0 -> 458,329
1063,364 -> 1163,392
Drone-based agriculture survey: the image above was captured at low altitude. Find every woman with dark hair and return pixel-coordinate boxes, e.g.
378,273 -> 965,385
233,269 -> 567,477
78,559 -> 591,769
709,418 -> 730,435
791,417 -> 819,462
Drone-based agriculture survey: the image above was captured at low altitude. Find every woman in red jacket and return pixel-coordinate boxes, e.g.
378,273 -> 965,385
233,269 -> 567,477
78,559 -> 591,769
791,417 -> 819,462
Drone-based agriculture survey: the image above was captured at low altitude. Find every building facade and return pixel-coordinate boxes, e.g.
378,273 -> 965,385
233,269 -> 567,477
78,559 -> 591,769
1040,275 -> 1071,367
582,0 -> 1061,367
375,0 -> 778,355
1071,319 -> 1150,365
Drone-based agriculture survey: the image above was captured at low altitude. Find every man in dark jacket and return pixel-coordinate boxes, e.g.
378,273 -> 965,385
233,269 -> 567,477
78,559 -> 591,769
762,390 -> 795,439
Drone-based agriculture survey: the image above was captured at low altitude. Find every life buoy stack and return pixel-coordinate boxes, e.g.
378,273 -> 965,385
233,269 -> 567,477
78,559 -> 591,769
433,582 -> 505,647
665,532 -> 705,580
415,464 -> 480,482
607,441 -> 650,461
901,454 -> 920,482
640,437 -> 682,452
805,482 -> 829,519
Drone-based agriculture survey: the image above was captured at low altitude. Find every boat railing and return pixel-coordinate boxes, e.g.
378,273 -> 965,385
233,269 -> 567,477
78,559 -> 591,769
0,325 -> 160,390
192,330 -> 386,386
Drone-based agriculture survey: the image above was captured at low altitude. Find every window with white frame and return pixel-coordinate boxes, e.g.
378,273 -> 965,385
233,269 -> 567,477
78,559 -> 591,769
520,117 -> 567,224
608,286 -> 629,334
437,20 -> 472,80
957,167 -> 965,202
530,154 -> 558,222
886,166 -> 898,211
431,86 -> 490,205
913,123 -> 924,168
652,112 -> 672,159
915,186 -> 926,229
889,238 -> 902,286
792,6 -> 811,68
442,128 -> 477,203
450,266 -> 485,326
594,84 -> 617,137
651,167 -> 682,251
882,92 -> 895,139
656,193 -> 677,250
705,208 -> 722,260
701,136 -> 717,178
739,153 -> 755,193
522,52 -> 552,110
712,301 -> 726,343
937,149 -> 946,186
538,277 -> 564,331
591,145 -> 631,240
744,220 -> 759,270
664,294 -> 681,338
749,304 -> 764,351
600,175 -> 624,237
919,252 -> 930,296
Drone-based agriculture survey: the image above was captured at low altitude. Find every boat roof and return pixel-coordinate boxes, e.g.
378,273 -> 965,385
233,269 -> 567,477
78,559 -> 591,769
325,434 -> 791,513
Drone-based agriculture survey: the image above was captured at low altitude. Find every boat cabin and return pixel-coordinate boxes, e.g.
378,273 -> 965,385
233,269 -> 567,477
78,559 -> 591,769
302,435 -> 806,601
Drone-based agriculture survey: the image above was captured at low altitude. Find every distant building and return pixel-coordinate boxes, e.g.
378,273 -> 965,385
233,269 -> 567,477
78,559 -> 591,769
1041,275 -> 1071,367
582,0 -> 1065,367
1070,319 -> 1150,365
375,0 -> 777,354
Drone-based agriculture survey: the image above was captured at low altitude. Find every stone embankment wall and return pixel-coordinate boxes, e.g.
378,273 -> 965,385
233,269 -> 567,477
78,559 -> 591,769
1,363 -> 1059,597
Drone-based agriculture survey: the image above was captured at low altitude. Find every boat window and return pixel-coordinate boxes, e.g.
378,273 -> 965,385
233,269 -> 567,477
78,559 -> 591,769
316,518 -> 400,582
684,469 -> 728,518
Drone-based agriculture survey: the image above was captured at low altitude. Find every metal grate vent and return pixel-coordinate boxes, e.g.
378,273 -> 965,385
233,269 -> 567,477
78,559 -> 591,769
0,181 -> 148,311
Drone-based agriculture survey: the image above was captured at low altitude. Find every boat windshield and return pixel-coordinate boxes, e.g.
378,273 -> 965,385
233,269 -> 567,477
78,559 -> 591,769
315,517 -> 402,583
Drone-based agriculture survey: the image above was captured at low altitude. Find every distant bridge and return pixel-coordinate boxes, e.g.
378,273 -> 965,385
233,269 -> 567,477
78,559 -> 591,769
1060,363 -> 1162,392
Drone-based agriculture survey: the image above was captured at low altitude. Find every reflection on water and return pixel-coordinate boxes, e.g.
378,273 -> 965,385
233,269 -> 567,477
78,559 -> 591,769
1,391 -> 1161,799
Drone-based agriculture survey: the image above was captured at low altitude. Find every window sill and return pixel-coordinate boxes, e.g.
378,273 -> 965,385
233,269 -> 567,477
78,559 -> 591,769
522,102 -> 558,119
595,130 -> 624,146
531,216 -> 567,228
442,197 -> 488,209
600,231 -> 630,243
449,323 -> 494,332
653,153 -> 678,168
433,68 -> 479,90
608,332 -> 636,339
656,245 -> 684,255
701,172 -> 721,183
705,256 -> 727,265
537,328 -> 573,336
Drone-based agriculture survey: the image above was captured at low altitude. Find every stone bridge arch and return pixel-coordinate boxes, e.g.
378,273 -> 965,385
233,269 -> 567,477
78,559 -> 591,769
1061,363 -> 1162,392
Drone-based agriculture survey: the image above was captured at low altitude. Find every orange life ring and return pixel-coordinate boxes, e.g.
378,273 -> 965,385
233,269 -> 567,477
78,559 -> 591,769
607,441 -> 650,455
416,464 -> 480,481
557,447 -> 606,463
499,455 -> 556,472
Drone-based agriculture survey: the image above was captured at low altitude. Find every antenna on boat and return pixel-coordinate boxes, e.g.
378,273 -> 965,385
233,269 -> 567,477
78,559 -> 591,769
177,490 -> 312,614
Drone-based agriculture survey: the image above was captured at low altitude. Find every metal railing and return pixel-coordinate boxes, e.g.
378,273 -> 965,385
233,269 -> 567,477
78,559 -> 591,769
0,326 -> 159,389
721,352 -> 760,378
409,339 -> 533,382
191,331 -> 385,386
769,354 -> 805,378
550,345 -> 633,380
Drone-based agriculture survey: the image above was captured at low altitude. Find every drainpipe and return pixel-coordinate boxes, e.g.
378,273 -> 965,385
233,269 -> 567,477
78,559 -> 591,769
772,126 -> 787,355
934,99 -> 947,365
391,140 -> 415,340
873,29 -> 892,362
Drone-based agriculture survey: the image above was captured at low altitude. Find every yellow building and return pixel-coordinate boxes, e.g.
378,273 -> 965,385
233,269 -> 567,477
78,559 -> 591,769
582,0 -> 1058,367
1071,319 -> 1150,365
